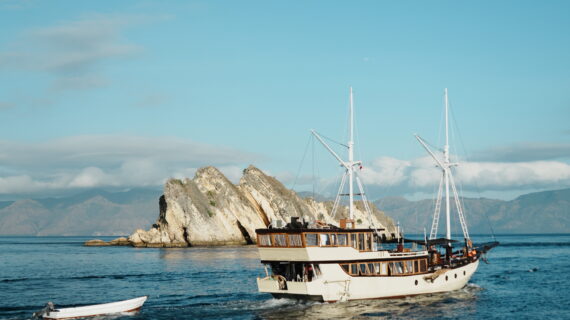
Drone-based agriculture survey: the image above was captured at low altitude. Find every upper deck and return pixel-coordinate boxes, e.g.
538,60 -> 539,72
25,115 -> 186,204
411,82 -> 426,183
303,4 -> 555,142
255,227 -> 428,263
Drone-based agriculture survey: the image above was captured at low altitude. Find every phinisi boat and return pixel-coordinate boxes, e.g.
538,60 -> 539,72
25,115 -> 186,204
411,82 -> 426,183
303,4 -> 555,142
255,88 -> 498,302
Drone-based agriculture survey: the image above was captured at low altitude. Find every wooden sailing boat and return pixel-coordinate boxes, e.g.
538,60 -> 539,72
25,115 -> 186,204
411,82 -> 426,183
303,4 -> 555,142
255,88 -> 498,302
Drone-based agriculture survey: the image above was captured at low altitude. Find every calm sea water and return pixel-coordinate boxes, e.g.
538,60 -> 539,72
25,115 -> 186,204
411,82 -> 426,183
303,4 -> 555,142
1,234 -> 569,320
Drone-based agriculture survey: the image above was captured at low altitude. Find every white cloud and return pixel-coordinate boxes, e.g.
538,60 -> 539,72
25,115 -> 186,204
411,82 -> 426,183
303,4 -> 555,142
69,167 -> 109,188
361,157 -> 412,186
359,155 -> 570,193
456,160 -> 570,189
0,135 -> 259,196
0,13 -> 161,98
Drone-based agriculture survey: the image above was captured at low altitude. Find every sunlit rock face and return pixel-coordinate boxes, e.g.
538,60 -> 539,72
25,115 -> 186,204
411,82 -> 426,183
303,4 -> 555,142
128,165 -> 396,247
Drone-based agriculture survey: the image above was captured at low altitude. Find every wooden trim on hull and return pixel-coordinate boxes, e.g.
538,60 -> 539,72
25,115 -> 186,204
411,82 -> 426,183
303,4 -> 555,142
256,228 -> 384,234
260,255 -> 429,264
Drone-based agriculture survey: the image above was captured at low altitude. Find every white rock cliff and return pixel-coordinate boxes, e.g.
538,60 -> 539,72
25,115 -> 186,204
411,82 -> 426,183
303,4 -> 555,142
128,165 -> 396,247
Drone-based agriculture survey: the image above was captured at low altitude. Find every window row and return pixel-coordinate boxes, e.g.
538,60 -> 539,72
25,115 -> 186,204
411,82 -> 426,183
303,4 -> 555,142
340,259 -> 428,276
258,234 -> 303,247
258,232 -> 376,251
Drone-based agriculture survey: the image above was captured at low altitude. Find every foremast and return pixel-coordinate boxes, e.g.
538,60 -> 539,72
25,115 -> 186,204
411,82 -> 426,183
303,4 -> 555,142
415,88 -> 470,242
311,87 -> 374,224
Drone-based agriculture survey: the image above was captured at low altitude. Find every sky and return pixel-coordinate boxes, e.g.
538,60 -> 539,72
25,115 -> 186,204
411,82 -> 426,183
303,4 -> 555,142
0,0 -> 569,201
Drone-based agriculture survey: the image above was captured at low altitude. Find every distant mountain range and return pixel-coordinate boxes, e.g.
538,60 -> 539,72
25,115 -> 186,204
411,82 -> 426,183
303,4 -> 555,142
0,188 -> 161,236
0,187 -> 568,236
376,188 -> 570,234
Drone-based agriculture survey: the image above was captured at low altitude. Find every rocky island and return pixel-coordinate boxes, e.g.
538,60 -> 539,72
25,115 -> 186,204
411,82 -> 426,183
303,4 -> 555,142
88,165 -> 396,247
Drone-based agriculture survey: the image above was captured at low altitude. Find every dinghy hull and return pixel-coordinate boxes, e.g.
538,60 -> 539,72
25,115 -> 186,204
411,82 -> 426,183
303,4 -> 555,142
42,296 -> 147,319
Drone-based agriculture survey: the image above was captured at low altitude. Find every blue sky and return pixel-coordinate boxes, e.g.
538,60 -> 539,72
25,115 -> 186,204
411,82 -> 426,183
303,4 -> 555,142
0,0 -> 569,200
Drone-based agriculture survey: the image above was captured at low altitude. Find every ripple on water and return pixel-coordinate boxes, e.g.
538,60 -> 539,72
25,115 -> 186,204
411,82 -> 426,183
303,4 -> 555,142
1,235 -> 570,320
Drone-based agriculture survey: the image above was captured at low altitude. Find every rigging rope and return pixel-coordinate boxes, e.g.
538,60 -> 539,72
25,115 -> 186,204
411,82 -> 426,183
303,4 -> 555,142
449,102 -> 497,241
291,133 -> 313,191
314,130 -> 349,149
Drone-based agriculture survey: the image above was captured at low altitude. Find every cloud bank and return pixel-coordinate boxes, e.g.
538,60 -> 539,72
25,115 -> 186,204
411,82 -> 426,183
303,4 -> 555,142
358,156 -> 570,196
0,135 -> 257,196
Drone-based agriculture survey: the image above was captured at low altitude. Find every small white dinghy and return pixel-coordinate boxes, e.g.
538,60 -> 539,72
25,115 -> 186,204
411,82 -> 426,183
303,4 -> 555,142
37,296 -> 147,319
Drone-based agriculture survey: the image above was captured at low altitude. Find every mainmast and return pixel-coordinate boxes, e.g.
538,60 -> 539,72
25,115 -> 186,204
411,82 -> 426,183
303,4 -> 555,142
415,88 -> 470,242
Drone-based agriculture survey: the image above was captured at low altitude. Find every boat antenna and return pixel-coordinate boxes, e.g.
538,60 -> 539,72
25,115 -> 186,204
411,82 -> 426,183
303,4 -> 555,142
415,88 -> 470,242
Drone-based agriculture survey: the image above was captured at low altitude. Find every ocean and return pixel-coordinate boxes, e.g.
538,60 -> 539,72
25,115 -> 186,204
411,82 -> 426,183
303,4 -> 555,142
1,234 -> 569,320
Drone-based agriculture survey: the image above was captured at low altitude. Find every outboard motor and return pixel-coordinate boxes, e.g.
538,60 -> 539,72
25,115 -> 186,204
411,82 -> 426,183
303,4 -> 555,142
32,302 -> 55,319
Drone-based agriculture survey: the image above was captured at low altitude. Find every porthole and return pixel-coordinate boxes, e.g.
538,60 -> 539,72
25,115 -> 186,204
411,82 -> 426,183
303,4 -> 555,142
463,271 -> 466,276
455,274 -> 457,279
445,275 -> 448,281
415,280 -> 418,286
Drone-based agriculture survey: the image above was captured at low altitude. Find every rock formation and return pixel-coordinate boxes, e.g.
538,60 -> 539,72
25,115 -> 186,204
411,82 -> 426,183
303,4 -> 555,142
122,165 -> 396,247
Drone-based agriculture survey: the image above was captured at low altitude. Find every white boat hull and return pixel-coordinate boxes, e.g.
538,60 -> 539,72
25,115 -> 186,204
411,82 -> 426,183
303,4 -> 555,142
258,260 -> 479,302
43,296 -> 147,319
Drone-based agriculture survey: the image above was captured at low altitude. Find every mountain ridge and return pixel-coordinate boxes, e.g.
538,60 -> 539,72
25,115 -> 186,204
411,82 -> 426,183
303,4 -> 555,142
0,181 -> 568,236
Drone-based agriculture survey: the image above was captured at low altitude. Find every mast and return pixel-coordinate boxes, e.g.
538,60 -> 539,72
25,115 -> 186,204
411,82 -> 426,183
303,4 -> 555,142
311,87 -> 375,225
444,88 -> 451,241
415,88 -> 471,242
348,87 -> 355,220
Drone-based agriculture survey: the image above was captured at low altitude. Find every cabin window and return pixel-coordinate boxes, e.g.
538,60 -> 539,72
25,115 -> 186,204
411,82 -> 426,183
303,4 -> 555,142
373,263 -> 381,274
351,264 -> 358,275
367,263 -> 375,274
406,261 -> 414,274
338,233 -> 348,246
341,264 -> 349,273
314,264 -> 322,276
363,233 -> 371,251
274,234 -> 287,247
319,234 -> 330,246
391,262 -> 404,275
350,234 -> 358,249
414,260 -> 419,273
380,262 -> 388,275
358,234 -> 365,251
259,234 -> 272,246
359,263 -> 368,275
305,234 -> 318,246
420,259 -> 427,272
330,234 -> 337,246
397,262 -> 405,274
289,234 -> 302,247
